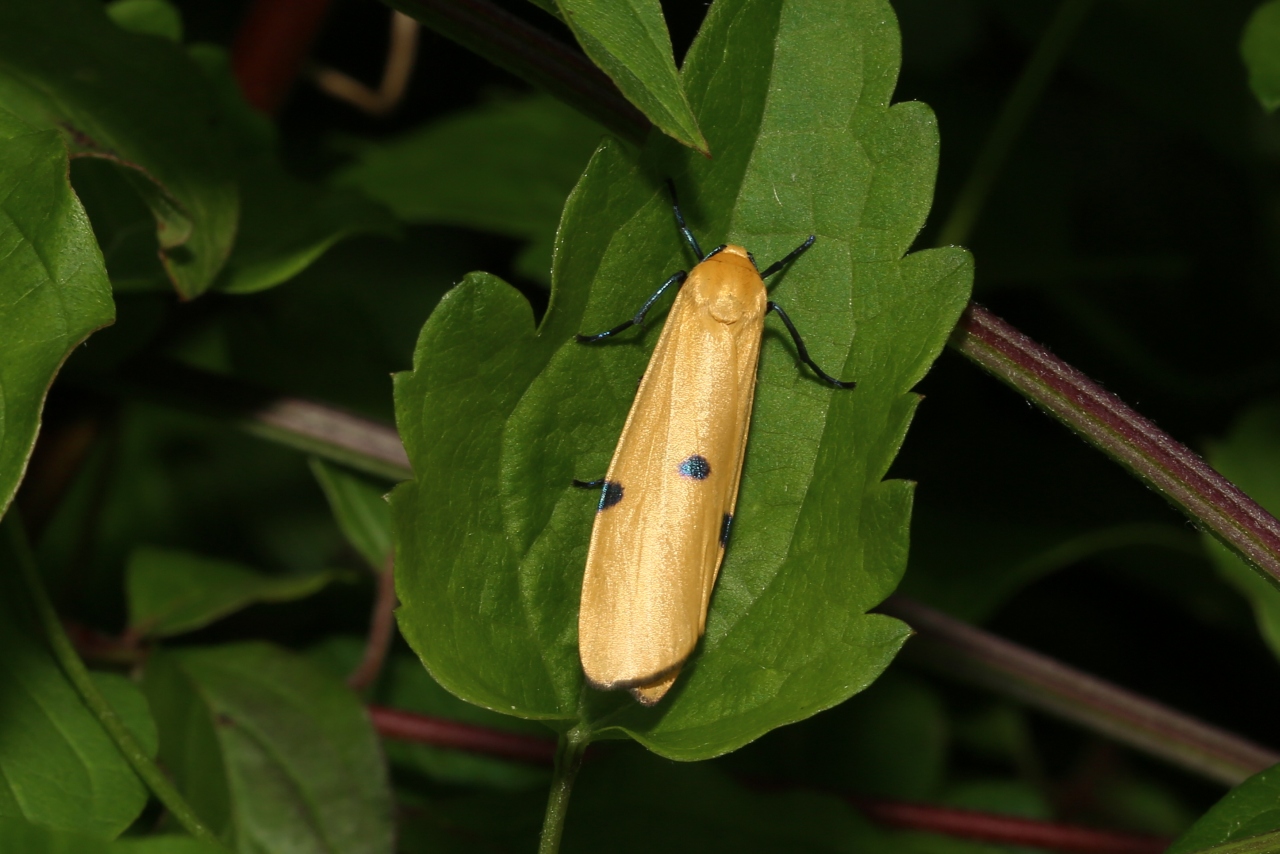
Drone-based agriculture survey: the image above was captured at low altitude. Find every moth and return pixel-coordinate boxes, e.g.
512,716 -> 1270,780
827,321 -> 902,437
575,182 -> 856,704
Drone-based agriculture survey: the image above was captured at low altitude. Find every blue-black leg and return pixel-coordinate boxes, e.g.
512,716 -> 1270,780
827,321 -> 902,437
767,301 -> 857,388
666,179 -> 704,261
572,479 -> 605,489
576,270 -> 687,343
760,234 -> 816,280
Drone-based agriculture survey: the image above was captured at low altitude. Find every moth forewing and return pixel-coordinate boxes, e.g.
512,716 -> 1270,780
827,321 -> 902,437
578,246 -> 768,705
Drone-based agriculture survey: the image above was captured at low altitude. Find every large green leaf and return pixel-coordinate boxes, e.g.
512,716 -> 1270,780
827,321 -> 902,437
1243,1 -> 1280,112
0,110 -> 114,519
392,0 -> 971,759
0,532 -> 156,838
0,0 -> 237,298
141,642 -> 393,854
125,546 -> 346,639
1203,401 -> 1280,661
549,0 -> 707,154
1168,763 -> 1280,853
333,95 -> 603,284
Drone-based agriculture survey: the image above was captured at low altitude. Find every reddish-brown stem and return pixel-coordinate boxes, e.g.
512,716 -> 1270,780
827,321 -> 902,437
233,0 -> 333,115
850,795 -> 1170,854
952,304 -> 1280,589
347,553 -> 398,692
380,0 -> 649,144
882,595 -> 1280,786
366,704 -> 557,764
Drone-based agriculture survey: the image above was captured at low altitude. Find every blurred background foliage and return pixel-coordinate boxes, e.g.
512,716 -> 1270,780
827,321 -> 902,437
7,0 -> 1280,849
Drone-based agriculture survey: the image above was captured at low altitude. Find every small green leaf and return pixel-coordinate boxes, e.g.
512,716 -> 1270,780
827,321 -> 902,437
392,0 -> 971,759
1203,402 -> 1280,661
0,0 -> 238,298
0,109 -> 114,520
1243,1 -> 1280,112
126,546 -> 345,639
309,459 -> 393,570
333,94 -> 603,284
105,0 -> 182,41
1168,763 -> 1280,853
0,817 -> 223,852
141,642 -> 394,854
0,544 -> 154,837
553,0 -> 707,154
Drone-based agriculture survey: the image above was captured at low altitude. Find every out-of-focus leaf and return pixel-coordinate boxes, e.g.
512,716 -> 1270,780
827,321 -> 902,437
1242,1 -> 1280,112
400,750 -> 907,853
1203,402 -> 1280,661
0,110 -> 114,519
0,818 -> 222,853
308,637 -> 550,790
1168,763 -> 1280,853
551,0 -> 707,154
104,0 -> 182,41
0,0 -> 237,298
392,0 -> 971,760
125,546 -> 345,639
309,459 -> 393,570
0,534 -> 155,838
185,44 -> 398,295
142,642 -> 394,854
334,95 -> 602,284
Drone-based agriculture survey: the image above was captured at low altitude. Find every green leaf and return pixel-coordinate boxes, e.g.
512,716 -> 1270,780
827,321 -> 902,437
105,0 -> 182,41
0,0 -> 238,298
308,637 -> 550,790
1243,1 -> 1280,112
126,546 -> 345,639
185,44 -> 398,295
333,94 -> 603,284
0,540 -> 154,837
309,459 -> 393,570
141,642 -> 394,854
1168,763 -> 1280,853
391,0 -> 971,759
0,110 -> 114,519
0,817 -> 222,853
1203,402 -> 1280,661
552,0 -> 707,154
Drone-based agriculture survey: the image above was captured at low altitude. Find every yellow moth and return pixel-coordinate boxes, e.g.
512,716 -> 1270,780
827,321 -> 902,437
575,182 -> 856,705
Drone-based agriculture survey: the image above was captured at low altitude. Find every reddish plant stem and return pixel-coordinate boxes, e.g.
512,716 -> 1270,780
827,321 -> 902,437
882,595 -> 1280,786
850,796 -> 1170,854
347,552 -> 398,692
380,0 -> 649,144
366,704 -> 557,764
232,0 -> 333,115
952,304 -> 1280,588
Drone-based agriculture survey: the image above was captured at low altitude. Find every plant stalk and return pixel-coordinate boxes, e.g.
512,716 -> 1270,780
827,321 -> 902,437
3,514 -> 223,846
936,0 -> 1098,246
538,724 -> 590,854
882,595 -> 1280,786
950,304 -> 1280,590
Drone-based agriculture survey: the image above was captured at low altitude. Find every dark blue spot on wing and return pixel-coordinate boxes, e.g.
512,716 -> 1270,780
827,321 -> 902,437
720,513 -> 733,548
679,455 -> 711,480
598,481 -> 624,512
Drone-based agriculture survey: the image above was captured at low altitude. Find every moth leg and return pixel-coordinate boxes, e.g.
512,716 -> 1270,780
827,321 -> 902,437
666,179 -> 704,261
760,234 -> 816,280
571,479 -> 604,489
766,301 -> 857,389
576,270 -> 687,343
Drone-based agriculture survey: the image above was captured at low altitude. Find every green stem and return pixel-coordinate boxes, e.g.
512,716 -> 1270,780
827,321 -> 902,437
3,514 -> 223,846
937,0 -> 1097,246
1187,830 -> 1280,854
538,724 -> 590,854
